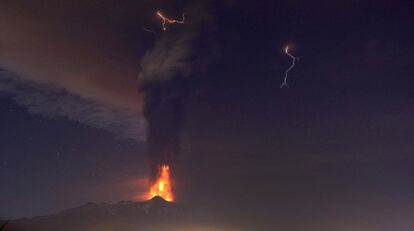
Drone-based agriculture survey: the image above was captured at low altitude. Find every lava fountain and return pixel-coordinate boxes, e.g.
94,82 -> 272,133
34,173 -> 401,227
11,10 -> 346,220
148,164 -> 174,202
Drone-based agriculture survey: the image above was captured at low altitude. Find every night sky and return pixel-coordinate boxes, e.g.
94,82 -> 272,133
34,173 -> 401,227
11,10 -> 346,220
1,0 -> 414,230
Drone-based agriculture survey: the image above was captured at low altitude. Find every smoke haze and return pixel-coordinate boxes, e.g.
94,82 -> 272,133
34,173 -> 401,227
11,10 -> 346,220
0,0 -> 207,142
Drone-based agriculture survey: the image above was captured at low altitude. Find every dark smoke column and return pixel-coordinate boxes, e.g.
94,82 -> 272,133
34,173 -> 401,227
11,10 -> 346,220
137,4 -> 210,195
137,29 -> 197,184
141,76 -> 190,180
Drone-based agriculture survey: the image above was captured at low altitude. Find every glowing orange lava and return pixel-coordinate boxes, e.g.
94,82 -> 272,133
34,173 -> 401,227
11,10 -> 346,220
148,164 -> 174,202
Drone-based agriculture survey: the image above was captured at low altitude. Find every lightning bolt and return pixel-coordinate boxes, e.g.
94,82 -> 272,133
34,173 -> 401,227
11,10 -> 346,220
280,46 -> 299,88
156,11 -> 185,31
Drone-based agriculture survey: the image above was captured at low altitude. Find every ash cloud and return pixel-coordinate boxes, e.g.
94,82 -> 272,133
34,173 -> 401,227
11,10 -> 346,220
0,71 -> 147,140
0,1 -> 148,140
0,1 -> 142,110
0,0 -> 211,175
137,4 -> 210,178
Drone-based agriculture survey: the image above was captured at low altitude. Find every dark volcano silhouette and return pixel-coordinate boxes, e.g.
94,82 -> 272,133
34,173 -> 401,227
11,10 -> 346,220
3,197 -> 186,231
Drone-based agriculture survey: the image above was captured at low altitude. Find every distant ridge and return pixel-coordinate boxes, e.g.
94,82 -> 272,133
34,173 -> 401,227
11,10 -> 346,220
6,198 -> 179,231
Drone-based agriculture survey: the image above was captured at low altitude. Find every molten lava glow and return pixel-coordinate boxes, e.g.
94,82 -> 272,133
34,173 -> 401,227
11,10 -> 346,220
148,164 -> 174,202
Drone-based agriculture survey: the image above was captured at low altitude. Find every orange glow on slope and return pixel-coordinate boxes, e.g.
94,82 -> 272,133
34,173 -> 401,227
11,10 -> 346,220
148,164 -> 174,202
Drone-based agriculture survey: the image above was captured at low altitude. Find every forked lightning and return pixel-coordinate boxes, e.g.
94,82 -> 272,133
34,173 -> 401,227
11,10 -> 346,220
156,11 -> 185,31
280,46 -> 299,88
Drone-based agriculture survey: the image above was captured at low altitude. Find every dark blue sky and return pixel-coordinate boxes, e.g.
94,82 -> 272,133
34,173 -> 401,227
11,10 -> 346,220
1,0 -> 413,229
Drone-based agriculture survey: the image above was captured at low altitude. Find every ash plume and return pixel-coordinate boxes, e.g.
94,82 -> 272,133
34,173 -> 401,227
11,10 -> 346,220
0,0 -> 211,179
0,71 -> 146,140
137,5 -> 208,179
0,1 -> 145,140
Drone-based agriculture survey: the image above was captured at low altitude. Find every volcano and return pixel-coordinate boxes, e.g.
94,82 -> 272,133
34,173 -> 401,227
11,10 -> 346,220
3,197 -> 182,231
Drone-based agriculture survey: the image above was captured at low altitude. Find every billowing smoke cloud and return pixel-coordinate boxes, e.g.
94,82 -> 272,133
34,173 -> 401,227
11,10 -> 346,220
138,4 -> 209,179
0,0 -> 210,178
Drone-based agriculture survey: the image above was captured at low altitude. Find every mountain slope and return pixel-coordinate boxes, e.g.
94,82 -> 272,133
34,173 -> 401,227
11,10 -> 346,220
4,197 -> 186,231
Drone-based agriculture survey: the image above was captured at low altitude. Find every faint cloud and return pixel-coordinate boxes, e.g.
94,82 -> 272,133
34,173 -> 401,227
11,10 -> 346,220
0,71 -> 146,141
